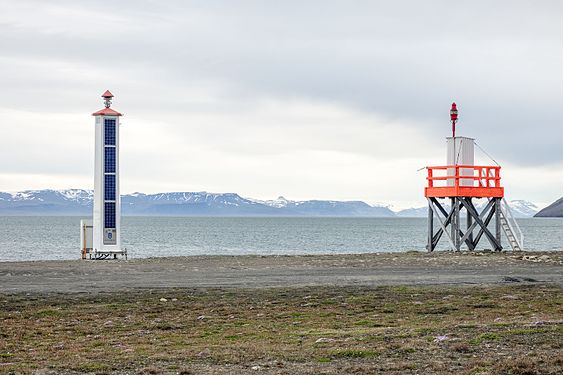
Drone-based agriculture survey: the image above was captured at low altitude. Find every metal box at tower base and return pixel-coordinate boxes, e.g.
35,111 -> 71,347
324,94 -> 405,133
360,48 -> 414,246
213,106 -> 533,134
446,136 -> 474,187
104,228 -> 116,245
80,219 -> 93,259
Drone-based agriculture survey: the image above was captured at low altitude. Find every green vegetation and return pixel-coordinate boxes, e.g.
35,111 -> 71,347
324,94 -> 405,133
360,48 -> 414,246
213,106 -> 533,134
0,285 -> 561,374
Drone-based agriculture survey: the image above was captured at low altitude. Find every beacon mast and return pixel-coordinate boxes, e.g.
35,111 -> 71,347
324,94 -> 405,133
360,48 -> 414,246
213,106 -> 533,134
82,91 -> 126,259
424,103 -> 523,252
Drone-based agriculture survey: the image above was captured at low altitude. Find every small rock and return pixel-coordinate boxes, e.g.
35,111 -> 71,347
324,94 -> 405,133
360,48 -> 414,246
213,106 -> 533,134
502,276 -> 520,283
315,337 -> 336,343
433,335 -> 448,342
197,315 -> 206,320
172,298 -> 178,302
159,298 -> 167,302
500,295 -> 519,300
251,365 -> 261,371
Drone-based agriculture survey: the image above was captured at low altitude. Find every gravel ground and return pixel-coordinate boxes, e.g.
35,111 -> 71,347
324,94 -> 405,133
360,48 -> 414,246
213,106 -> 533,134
0,251 -> 561,293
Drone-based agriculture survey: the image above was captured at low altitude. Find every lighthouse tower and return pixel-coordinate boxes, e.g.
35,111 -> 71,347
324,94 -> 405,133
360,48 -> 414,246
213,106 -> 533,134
424,103 -> 523,252
88,90 -> 126,259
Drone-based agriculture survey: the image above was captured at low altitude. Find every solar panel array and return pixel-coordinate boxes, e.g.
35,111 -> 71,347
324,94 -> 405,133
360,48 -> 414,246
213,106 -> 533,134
104,119 -> 116,145
104,202 -> 116,229
103,118 -> 117,231
104,148 -> 116,173
104,174 -> 116,201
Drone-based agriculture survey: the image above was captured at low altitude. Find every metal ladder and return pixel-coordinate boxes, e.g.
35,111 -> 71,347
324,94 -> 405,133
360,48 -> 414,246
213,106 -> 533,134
499,199 -> 524,251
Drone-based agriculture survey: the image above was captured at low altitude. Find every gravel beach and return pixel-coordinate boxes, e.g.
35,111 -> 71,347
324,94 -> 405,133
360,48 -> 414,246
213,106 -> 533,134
0,251 -> 561,293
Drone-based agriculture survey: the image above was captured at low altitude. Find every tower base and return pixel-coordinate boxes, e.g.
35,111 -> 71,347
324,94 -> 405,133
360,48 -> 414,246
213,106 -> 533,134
83,249 -> 128,260
427,197 -> 503,252
81,218 -> 128,259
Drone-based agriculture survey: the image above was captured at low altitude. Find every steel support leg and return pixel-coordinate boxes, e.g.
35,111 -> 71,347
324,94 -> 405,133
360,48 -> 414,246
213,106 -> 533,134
454,197 -> 461,251
466,198 -> 474,250
427,198 -> 434,252
495,198 -> 503,251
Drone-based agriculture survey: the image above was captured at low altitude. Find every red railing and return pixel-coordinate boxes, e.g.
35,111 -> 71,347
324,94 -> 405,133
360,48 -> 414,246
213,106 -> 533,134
425,165 -> 504,198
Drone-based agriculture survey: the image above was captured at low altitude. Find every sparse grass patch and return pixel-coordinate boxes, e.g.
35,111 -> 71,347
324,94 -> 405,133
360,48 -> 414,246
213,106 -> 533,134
503,328 -> 547,336
491,357 -> 538,375
34,308 -> 63,318
415,327 -> 434,334
458,324 -> 478,329
73,362 -> 111,373
471,332 -> 500,345
451,342 -> 471,353
470,301 -> 497,308
0,284 -> 561,374
330,349 -> 380,359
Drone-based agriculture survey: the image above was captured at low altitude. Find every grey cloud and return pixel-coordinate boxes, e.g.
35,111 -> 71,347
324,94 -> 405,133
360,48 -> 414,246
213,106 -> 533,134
0,0 -> 562,167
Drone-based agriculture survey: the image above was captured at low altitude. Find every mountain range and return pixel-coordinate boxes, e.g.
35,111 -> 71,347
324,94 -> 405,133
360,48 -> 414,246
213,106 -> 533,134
0,189 -> 543,217
394,200 -> 540,218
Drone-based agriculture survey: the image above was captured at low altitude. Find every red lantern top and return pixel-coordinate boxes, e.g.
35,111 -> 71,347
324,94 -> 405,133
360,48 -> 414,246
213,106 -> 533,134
450,102 -> 458,138
450,102 -> 458,122
92,90 -> 123,116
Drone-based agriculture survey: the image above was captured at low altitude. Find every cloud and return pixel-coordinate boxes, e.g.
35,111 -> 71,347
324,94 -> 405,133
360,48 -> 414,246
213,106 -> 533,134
0,0 -> 561,206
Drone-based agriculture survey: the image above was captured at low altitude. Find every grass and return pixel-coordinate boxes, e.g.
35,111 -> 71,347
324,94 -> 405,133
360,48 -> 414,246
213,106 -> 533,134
0,284 -> 561,374
471,332 -> 500,345
330,349 -> 380,359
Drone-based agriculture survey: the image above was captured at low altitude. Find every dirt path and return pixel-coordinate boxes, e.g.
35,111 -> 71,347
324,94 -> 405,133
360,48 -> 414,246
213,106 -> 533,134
0,251 -> 561,293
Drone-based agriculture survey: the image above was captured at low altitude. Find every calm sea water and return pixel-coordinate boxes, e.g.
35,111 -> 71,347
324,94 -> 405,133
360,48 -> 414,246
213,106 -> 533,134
0,216 -> 561,261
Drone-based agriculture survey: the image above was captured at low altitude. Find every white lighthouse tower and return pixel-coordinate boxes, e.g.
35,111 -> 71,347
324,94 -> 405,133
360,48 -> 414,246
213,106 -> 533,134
81,90 -> 126,259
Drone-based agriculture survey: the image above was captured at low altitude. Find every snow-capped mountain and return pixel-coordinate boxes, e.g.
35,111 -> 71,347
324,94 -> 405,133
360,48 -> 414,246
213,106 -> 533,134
121,192 -> 278,216
505,200 -> 540,218
250,196 -> 293,208
249,196 -> 395,216
0,189 -> 539,218
0,190 -> 393,217
395,207 -> 428,218
0,189 -> 93,215
396,199 -> 539,218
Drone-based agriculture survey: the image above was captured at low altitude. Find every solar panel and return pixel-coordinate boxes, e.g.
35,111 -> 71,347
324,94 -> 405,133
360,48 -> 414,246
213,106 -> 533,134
104,119 -> 116,145
104,174 -> 116,201
104,147 -> 116,173
104,202 -> 116,228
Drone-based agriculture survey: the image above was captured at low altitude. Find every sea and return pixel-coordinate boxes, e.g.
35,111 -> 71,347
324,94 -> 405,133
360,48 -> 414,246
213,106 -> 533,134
0,216 -> 562,262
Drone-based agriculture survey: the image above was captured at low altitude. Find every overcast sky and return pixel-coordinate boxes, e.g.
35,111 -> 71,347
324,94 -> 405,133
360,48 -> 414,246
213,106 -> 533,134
0,0 -> 562,209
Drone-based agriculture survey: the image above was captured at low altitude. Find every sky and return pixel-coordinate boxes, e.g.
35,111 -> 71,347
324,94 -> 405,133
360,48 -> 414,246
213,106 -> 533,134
0,0 -> 562,210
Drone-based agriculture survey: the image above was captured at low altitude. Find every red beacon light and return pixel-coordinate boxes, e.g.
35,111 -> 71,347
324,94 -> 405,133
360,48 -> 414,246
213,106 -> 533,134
450,102 -> 458,121
450,102 -> 458,138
